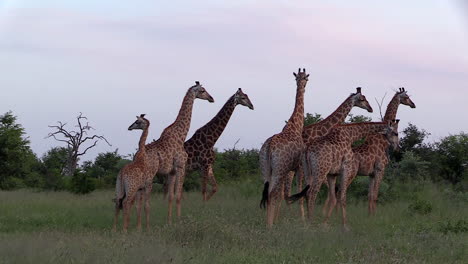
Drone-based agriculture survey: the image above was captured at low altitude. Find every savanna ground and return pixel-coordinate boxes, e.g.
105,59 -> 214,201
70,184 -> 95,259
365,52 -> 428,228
0,181 -> 466,264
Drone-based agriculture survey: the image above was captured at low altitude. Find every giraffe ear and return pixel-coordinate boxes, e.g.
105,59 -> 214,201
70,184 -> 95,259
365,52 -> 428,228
306,74 -> 310,78
293,72 -> 297,77
140,114 -> 146,118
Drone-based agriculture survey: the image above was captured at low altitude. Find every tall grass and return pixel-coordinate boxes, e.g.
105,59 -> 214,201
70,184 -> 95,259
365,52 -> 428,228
0,182 -> 466,263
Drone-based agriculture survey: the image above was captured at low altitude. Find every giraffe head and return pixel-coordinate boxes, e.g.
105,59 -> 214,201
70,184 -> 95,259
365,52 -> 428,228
397,87 -> 416,108
191,81 -> 214,103
234,88 -> 254,110
351,87 -> 373,113
293,68 -> 309,89
381,119 -> 400,151
128,114 -> 150,131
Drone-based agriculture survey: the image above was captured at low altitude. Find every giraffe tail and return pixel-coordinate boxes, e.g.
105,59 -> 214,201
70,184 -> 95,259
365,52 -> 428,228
114,172 -> 126,209
287,185 -> 310,204
259,182 -> 269,209
259,138 -> 272,209
286,149 -> 311,204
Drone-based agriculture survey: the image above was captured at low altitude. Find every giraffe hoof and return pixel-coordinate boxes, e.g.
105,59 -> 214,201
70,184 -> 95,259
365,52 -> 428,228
321,222 -> 331,231
342,225 -> 351,232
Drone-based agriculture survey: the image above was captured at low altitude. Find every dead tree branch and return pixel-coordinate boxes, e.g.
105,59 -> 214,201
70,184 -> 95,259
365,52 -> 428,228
46,113 -> 111,176
374,92 -> 387,121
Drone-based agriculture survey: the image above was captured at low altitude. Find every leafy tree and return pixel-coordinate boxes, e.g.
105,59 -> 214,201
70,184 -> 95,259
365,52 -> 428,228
436,133 -> 468,185
347,114 -> 372,123
384,151 -> 430,186
346,114 -> 372,147
42,147 -> 69,174
83,150 -> 130,187
0,111 -> 39,189
41,147 -> 70,190
400,123 -> 430,152
304,113 -> 323,126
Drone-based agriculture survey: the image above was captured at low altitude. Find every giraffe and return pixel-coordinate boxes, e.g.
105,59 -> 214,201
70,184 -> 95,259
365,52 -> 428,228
113,114 -> 151,232
184,88 -> 254,201
326,87 -> 416,216
287,121 -> 394,231
259,68 -> 309,228
284,87 -> 374,217
144,81 -> 214,225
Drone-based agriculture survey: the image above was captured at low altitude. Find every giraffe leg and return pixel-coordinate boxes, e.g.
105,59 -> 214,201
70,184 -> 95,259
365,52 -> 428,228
174,154 -> 187,219
266,183 -> 281,228
266,170 -> 284,228
175,173 -> 186,219
339,165 -> 352,232
144,183 -> 153,231
368,176 -> 376,216
205,165 -> 218,201
201,168 -> 208,201
122,191 -> 136,233
274,181 -> 284,223
306,180 -> 321,223
284,171 -> 295,202
371,168 -> 385,216
136,190 -> 143,232
340,160 -> 357,215
322,176 -> 337,217
296,165 -> 305,221
166,174 -> 176,225
324,176 -> 337,225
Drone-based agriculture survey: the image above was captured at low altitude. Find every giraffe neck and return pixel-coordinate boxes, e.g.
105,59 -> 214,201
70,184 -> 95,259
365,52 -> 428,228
283,83 -> 306,135
191,95 -> 237,148
162,89 -> 196,142
134,124 -> 149,161
340,122 -> 387,144
383,93 -> 400,121
315,95 -> 354,130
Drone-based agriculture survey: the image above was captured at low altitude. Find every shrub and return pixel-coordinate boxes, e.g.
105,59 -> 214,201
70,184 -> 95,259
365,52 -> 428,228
408,198 -> 433,215
42,168 -> 66,191
69,170 -> 96,194
438,219 -> 468,234
183,170 -> 201,192
0,177 -> 25,190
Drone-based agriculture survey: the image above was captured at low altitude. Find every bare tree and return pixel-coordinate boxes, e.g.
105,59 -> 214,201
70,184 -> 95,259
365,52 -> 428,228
374,92 -> 387,121
46,113 -> 111,177
233,138 -> 240,150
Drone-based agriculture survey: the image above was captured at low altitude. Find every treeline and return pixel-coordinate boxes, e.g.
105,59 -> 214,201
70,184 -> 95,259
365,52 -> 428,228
0,111 -> 466,196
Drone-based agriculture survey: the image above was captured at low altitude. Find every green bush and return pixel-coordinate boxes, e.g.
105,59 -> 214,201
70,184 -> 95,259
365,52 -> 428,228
438,219 -> 468,234
408,198 -> 433,215
69,170 -> 96,194
42,168 -> 66,191
1,177 -> 25,190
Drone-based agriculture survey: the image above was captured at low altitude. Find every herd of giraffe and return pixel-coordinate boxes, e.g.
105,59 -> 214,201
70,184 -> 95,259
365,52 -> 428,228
113,69 -> 415,232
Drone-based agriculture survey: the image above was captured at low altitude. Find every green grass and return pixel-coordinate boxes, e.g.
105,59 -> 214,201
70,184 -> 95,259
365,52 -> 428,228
0,183 -> 466,263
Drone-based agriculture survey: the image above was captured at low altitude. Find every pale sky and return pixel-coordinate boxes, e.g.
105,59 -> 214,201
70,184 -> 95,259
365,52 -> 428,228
1,0 -> 467,162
